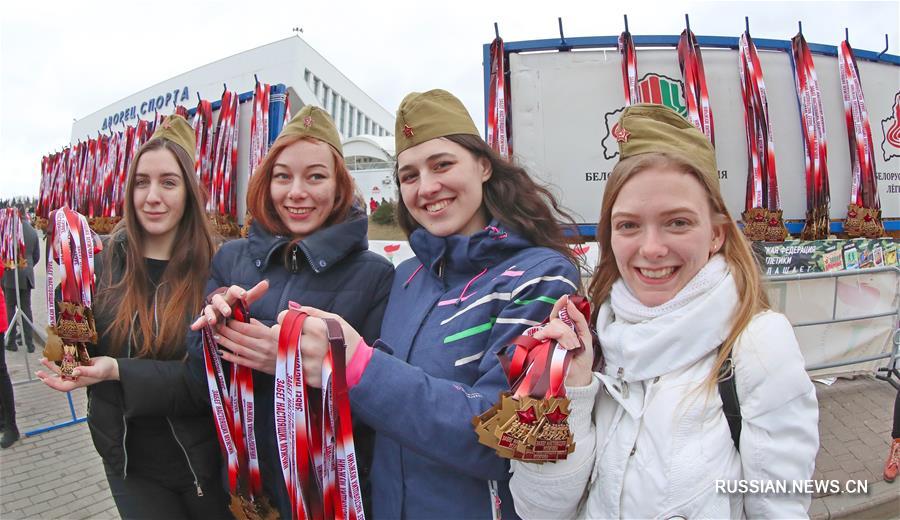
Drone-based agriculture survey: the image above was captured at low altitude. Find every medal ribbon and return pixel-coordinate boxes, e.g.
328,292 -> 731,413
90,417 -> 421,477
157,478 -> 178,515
250,82 -> 271,177
677,29 -> 716,146
275,311 -> 366,520
738,32 -> 781,212
486,37 -> 511,159
838,40 -> 880,210
790,34 -> 830,224
618,31 -> 641,106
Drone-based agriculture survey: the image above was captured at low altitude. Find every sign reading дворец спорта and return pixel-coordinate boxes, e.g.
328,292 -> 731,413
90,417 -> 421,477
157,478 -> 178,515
100,86 -> 191,131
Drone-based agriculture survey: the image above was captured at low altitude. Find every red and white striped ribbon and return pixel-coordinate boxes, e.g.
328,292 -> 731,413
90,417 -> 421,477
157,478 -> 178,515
738,32 -> 781,212
486,37 -> 511,159
838,40 -> 881,210
790,33 -> 830,216
618,31 -> 641,106
677,29 -> 716,146
276,310 -> 366,520
250,83 -> 271,177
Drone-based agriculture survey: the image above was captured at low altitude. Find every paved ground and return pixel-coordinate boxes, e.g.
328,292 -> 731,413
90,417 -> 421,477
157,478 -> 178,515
1,242 -> 898,519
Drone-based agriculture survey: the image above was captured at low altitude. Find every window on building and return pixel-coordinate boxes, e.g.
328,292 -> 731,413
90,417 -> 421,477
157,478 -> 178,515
304,69 -> 311,83
348,106 -> 355,137
340,99 -> 346,135
314,78 -> 320,96
331,92 -> 338,120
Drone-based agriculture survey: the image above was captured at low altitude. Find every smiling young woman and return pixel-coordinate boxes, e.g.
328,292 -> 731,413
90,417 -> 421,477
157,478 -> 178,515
37,115 -> 228,519
510,104 -> 819,519
282,89 -> 583,519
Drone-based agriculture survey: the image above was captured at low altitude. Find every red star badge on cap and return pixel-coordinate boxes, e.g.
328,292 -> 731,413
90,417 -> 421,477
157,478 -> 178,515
161,118 -> 172,129
612,123 -> 630,143
545,406 -> 569,424
403,124 -> 414,138
303,116 -> 314,128
516,405 -> 537,424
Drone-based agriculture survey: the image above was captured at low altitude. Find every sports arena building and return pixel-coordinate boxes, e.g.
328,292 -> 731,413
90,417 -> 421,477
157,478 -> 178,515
70,36 -> 398,213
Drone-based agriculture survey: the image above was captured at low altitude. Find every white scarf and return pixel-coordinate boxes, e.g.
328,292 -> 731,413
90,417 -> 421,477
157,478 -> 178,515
596,255 -> 737,386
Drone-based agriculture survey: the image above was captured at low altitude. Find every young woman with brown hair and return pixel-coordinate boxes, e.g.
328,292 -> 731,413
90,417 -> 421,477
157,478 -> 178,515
274,89 -> 582,519
509,104 -> 819,519
37,115 -> 230,518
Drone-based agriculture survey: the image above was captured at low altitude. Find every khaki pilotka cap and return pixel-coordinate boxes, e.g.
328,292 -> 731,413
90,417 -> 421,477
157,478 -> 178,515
278,105 -> 343,155
395,89 -> 481,155
616,103 -> 720,192
149,114 -> 196,158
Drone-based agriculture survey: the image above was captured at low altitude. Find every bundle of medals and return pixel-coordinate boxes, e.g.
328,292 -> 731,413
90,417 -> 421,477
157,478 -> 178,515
43,207 -> 102,380
0,208 -> 26,269
738,30 -> 788,242
790,32 -> 831,240
837,39 -> 885,239
202,299 -> 276,520
473,295 -> 591,463
677,25 -> 715,146
486,34 -> 511,159
274,309 -> 365,520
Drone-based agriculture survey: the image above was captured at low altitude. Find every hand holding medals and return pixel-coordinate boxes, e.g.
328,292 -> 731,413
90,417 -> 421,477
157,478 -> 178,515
273,306 -> 365,520
473,295 -> 593,463
43,206 -> 102,380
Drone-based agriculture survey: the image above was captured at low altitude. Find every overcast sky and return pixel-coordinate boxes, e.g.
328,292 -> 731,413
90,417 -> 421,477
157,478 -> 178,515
1,0 -> 897,197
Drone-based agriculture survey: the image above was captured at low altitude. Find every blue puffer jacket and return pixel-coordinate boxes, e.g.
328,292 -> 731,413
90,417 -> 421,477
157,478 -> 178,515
118,210 -> 394,518
350,222 -> 580,520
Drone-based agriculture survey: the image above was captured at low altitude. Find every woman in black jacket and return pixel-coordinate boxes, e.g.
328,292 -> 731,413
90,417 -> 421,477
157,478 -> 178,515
45,106 -> 394,518
37,115 -> 230,519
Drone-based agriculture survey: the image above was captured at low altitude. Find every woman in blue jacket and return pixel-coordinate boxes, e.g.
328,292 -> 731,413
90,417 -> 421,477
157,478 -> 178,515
263,89 -> 582,519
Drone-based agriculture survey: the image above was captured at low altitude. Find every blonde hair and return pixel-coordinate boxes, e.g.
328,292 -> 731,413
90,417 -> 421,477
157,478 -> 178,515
587,152 -> 770,389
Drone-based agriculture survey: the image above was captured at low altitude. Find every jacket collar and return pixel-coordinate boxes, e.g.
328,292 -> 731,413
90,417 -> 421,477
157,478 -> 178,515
408,219 -> 533,280
248,206 -> 370,273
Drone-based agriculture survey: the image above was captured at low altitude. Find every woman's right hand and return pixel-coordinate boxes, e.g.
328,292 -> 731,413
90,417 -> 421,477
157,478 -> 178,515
190,280 -> 269,331
36,356 -> 120,392
531,295 -> 595,387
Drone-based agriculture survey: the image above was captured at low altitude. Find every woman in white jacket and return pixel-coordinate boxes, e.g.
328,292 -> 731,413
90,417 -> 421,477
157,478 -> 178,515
509,104 -> 819,519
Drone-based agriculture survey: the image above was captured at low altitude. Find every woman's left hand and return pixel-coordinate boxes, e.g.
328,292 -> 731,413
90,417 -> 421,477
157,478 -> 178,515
298,306 -> 362,361
215,318 -> 279,375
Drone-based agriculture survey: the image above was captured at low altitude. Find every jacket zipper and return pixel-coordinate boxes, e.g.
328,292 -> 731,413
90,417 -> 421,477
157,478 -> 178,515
121,416 -> 129,478
167,418 -> 204,496
291,247 -> 299,272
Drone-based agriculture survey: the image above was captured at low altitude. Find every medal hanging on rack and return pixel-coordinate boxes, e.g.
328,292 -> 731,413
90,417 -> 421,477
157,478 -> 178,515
0,209 -> 26,269
243,81 -> 271,238
618,25 -> 641,106
838,38 -> 884,238
738,29 -> 788,242
677,21 -> 715,147
202,299 -> 276,520
790,31 -> 831,240
473,295 -> 591,463
275,309 -> 366,520
486,32 -> 511,159
43,206 -> 102,380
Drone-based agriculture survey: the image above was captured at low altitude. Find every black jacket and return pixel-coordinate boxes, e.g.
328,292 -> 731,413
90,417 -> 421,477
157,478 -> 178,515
2,218 -> 40,290
117,210 -> 394,517
85,232 -> 222,494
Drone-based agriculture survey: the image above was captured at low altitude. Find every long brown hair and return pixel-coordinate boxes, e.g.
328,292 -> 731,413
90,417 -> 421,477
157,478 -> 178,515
394,134 -> 578,265
587,152 -> 769,388
99,138 -> 216,359
246,135 -> 355,239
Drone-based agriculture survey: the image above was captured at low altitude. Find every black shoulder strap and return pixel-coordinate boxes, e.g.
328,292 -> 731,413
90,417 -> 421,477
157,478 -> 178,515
718,352 -> 741,451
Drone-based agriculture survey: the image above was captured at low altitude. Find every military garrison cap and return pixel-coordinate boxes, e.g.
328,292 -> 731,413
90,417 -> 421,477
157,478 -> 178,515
149,114 -> 196,158
616,103 -> 719,189
279,105 -> 343,155
395,89 -> 480,155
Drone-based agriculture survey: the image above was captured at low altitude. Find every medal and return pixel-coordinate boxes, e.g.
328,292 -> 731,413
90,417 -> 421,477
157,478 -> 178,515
473,295 -> 590,463
203,299 -> 276,520
45,207 -> 102,380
